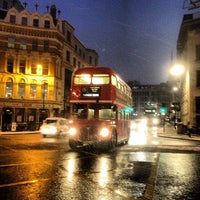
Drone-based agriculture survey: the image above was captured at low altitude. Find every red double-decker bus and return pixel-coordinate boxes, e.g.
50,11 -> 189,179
68,66 -> 133,150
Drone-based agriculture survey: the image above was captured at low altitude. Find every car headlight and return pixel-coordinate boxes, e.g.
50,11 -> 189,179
40,126 -> 57,134
69,127 -> 77,136
99,128 -> 109,137
51,127 -> 57,134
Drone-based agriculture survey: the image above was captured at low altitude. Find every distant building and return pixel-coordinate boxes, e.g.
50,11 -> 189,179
0,0 -> 98,131
128,81 -> 172,118
177,12 -> 200,128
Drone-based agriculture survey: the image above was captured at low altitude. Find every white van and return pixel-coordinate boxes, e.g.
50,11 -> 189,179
40,117 -> 69,138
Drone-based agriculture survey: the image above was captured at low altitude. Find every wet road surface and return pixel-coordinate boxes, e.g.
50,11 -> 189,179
0,127 -> 200,200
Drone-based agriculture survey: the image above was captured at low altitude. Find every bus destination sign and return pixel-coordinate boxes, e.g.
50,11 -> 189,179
81,86 -> 101,97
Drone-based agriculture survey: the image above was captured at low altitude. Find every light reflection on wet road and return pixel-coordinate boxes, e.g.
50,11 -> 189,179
0,124 -> 200,200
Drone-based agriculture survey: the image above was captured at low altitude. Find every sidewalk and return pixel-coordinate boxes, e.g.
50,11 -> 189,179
157,124 -> 200,142
0,130 -> 40,135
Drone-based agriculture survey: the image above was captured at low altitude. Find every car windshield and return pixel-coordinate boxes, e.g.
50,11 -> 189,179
45,119 -> 57,124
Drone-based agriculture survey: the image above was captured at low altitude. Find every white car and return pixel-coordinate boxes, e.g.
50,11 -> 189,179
40,117 -> 69,138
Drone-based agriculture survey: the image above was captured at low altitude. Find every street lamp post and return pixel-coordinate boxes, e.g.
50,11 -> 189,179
170,64 -> 185,126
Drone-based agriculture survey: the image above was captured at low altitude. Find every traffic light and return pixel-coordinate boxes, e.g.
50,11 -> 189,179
159,103 -> 167,115
123,106 -> 133,113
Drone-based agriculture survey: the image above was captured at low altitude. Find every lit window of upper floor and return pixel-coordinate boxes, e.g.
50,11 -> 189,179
18,79 -> 25,99
7,58 -> 14,73
43,63 -> 49,75
19,59 -> 26,74
31,64 -> 37,74
30,80 -> 37,99
20,39 -> 27,50
5,78 -> 13,98
41,82 -> 48,100
8,37 -> 15,48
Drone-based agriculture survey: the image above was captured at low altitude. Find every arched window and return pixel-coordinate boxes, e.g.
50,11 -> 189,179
18,79 -> 25,99
41,82 -> 48,100
6,78 -> 13,98
30,79 -> 37,98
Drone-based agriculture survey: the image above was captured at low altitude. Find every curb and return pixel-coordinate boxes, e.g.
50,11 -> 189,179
0,131 -> 40,135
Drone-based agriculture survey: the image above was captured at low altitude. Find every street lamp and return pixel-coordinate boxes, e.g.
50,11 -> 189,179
170,64 -> 185,77
170,64 -> 185,126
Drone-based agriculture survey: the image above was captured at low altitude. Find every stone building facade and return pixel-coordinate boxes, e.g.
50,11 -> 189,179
0,0 -> 98,131
177,13 -> 200,128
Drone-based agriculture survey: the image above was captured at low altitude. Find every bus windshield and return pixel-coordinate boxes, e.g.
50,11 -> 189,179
74,74 -> 110,85
72,103 -> 116,120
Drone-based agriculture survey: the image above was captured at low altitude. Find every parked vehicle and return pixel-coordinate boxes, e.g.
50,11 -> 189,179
40,117 -> 69,138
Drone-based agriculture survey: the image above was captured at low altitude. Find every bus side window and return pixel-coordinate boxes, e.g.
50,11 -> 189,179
88,109 -> 95,119
118,111 -> 122,120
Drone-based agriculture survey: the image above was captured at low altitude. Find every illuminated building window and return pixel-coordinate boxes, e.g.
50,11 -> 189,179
21,17 -> 27,25
7,58 -> 14,73
41,82 -> 48,100
20,39 -> 27,50
19,59 -> 26,74
30,80 -> 37,98
8,37 -> 15,48
5,78 -> 13,98
18,79 -> 25,99
31,64 -> 37,74
33,19 -> 39,27
10,15 -> 16,24
43,63 -> 48,75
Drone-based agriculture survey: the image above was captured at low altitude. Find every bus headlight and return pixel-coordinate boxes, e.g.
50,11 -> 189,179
99,128 -> 109,137
69,127 -> 77,136
152,118 -> 159,125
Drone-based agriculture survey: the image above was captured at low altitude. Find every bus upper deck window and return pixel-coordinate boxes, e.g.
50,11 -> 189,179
111,75 -> 117,86
92,74 -> 109,84
74,74 -> 91,84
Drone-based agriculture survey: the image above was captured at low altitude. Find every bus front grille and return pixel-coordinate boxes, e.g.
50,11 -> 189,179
79,126 -> 98,141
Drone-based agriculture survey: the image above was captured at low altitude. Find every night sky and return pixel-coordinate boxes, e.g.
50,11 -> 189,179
25,0 -> 191,84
